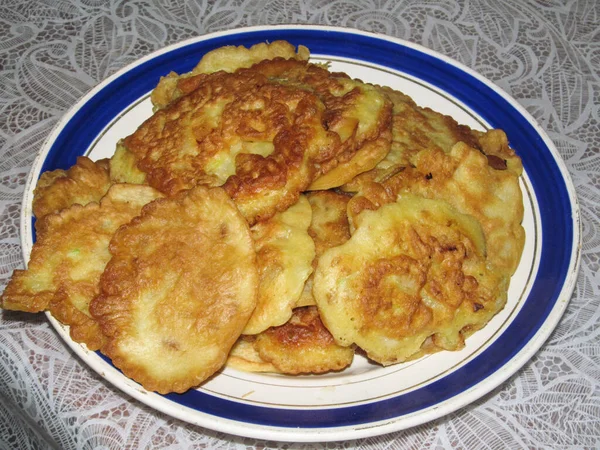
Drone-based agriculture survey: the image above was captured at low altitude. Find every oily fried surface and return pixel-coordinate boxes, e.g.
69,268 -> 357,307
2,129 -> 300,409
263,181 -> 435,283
243,195 -> 315,335
89,187 -> 258,394
228,307 -> 354,375
313,195 -> 507,365
296,190 -> 353,307
343,86 -> 521,192
121,65 -> 342,224
1,184 -> 164,350
151,40 -> 309,109
347,142 -> 525,276
32,156 -> 112,220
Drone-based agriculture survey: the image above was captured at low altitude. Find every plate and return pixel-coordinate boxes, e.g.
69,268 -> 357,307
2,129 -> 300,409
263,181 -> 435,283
21,25 -> 581,442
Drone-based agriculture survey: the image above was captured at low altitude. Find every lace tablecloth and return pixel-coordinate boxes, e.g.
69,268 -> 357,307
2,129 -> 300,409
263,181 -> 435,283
1,1 -> 598,448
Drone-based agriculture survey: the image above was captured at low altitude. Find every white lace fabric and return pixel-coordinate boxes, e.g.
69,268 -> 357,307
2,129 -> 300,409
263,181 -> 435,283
0,1 -> 598,448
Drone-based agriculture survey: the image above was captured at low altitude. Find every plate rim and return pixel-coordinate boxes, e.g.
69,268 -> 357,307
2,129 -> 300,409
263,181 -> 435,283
19,24 -> 582,442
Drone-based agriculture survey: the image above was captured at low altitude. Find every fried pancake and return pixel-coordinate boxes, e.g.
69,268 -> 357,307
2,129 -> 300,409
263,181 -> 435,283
89,187 -> 258,394
119,66 -> 342,224
32,156 -> 112,219
342,86 -> 520,192
243,195 -> 315,335
229,307 -> 354,375
1,184 -> 164,350
348,142 -> 525,276
313,195 -> 507,365
148,52 -> 393,191
296,190 -> 353,307
151,40 -> 309,110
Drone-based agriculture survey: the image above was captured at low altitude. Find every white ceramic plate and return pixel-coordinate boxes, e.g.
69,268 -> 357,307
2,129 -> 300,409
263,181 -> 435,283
21,26 -> 581,442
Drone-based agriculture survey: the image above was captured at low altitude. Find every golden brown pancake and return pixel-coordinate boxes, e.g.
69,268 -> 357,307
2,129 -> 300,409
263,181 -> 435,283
228,307 -> 354,375
313,195 -> 507,365
244,195 -> 315,335
117,65 -> 342,224
347,142 -> 524,277
146,50 -> 393,195
32,156 -> 112,220
1,184 -> 164,350
89,186 -> 258,394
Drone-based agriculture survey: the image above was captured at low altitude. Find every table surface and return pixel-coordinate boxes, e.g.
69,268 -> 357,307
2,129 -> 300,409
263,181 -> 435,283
1,1 -> 598,448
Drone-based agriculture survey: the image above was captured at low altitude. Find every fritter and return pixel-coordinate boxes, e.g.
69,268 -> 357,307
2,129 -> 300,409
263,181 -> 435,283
243,195 -> 315,335
347,141 -> 525,277
1,184 -> 164,350
89,187 -> 258,394
117,65 -> 342,224
313,195 -> 507,365
151,40 -> 309,109
343,86 -> 521,192
228,306 -> 354,375
32,156 -> 112,220
141,50 -> 393,201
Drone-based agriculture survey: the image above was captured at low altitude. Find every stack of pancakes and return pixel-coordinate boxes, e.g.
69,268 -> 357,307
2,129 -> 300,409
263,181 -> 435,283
1,41 -> 524,394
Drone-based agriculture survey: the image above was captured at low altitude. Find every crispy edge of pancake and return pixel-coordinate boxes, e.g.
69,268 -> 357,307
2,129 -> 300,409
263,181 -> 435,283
313,195 -> 507,365
243,195 -> 315,335
89,186 -> 258,394
32,156 -> 112,220
151,40 -> 310,110
1,184 -> 165,350
307,127 -> 392,190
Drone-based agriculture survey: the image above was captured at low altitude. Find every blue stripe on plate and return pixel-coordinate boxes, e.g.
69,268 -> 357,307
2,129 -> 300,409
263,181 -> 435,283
42,28 -> 574,428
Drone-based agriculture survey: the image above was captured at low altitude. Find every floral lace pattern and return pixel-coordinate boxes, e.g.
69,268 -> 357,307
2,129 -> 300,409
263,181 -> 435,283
1,1 -> 598,448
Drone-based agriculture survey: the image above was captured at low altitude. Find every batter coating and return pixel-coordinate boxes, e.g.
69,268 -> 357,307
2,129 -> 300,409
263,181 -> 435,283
296,190 -> 353,308
90,187 -> 258,394
1,184 -> 164,350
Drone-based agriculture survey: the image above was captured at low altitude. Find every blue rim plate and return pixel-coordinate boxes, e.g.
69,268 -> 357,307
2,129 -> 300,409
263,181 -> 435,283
21,26 -> 581,442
